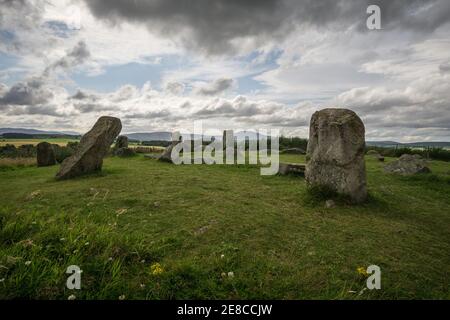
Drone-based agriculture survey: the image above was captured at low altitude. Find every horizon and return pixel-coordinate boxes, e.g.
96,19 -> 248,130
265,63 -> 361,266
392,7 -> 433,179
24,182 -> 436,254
2,126 -> 450,144
1,1 -> 450,142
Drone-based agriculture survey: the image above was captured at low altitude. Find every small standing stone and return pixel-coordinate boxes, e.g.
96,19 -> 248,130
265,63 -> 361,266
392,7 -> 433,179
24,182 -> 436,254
36,142 -> 56,167
115,135 -> 128,149
384,154 -> 431,175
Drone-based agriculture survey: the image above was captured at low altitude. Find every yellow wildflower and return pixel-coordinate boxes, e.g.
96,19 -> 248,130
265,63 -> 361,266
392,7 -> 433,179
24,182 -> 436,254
150,263 -> 164,276
357,266 -> 369,277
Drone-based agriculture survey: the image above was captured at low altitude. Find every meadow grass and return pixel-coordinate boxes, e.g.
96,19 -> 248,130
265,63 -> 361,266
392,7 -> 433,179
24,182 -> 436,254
0,154 -> 449,299
0,138 -> 79,147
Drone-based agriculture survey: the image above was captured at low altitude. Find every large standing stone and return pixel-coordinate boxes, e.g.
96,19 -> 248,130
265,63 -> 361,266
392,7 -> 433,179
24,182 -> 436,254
305,108 -> 367,203
36,142 -> 56,167
56,116 -> 122,180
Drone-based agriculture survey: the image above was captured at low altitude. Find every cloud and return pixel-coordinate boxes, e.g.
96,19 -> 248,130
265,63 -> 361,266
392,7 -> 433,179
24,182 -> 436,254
196,78 -> 234,96
70,90 -> 96,100
165,82 -> 185,95
439,61 -> 450,73
44,40 -> 90,75
73,102 -> 116,113
81,0 -> 450,55
0,76 -> 53,106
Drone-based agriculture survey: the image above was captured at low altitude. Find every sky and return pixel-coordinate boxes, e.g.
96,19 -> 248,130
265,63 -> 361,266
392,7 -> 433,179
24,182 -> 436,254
0,0 -> 450,141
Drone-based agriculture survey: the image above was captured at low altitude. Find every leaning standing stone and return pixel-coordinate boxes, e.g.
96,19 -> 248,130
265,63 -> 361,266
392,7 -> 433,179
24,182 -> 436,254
36,142 -> 56,167
305,108 -> 367,203
55,116 -> 122,180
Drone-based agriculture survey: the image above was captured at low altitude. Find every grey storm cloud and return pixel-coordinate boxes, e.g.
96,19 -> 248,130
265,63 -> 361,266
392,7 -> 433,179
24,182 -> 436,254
82,0 -> 450,54
0,77 -> 53,106
5,104 -> 64,117
196,78 -> 234,96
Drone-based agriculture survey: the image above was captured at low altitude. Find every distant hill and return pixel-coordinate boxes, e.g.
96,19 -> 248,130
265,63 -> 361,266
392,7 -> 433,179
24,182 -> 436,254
366,141 -> 450,148
123,132 -> 172,141
0,128 -> 80,136
2,128 -> 449,148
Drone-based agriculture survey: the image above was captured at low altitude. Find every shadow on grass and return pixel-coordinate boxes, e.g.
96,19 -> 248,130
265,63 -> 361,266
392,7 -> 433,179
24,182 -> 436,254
302,185 -> 392,213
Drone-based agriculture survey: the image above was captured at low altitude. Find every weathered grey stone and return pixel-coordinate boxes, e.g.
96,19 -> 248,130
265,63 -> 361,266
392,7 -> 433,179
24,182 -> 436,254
115,147 -> 135,157
56,116 -> 122,180
115,135 -> 128,149
277,162 -> 305,175
366,150 -> 384,161
158,132 -> 181,163
305,108 -> 367,203
325,199 -> 336,208
366,150 -> 379,156
223,130 -> 234,150
36,142 -> 56,167
384,154 -> 431,175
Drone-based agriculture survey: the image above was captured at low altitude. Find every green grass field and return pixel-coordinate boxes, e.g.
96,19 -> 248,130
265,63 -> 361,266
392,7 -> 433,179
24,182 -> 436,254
0,154 -> 449,299
0,138 -> 79,147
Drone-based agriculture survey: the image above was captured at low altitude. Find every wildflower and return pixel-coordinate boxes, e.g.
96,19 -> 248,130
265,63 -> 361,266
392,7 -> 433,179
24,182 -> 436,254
118,295 -> 126,300
227,271 -> 234,278
25,260 -> 32,266
140,283 -> 146,289
140,259 -> 146,263
357,266 -> 369,277
150,263 -> 164,276
108,257 -> 113,261
220,254 -> 225,259
68,294 -> 76,300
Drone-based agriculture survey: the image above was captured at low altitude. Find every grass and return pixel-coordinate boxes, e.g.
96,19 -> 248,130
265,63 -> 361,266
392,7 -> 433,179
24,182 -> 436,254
0,158 -> 36,171
0,154 -> 449,299
0,138 -> 79,147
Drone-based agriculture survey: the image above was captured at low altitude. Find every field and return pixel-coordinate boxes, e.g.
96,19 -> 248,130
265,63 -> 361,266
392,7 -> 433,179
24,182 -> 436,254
0,138 -> 79,147
0,154 -> 449,299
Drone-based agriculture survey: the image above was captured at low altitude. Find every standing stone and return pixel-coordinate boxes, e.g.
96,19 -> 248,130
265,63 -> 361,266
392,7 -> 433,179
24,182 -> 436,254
305,108 -> 367,203
158,132 -> 181,163
222,130 -> 234,150
115,135 -> 128,149
113,135 -> 133,156
36,142 -> 56,167
56,116 -> 122,180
